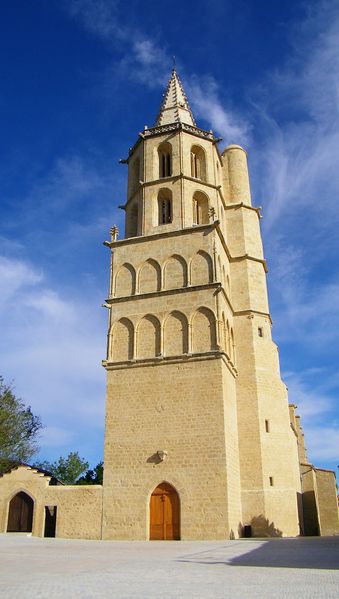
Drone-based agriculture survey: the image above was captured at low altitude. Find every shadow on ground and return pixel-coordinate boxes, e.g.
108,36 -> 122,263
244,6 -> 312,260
177,537 -> 339,570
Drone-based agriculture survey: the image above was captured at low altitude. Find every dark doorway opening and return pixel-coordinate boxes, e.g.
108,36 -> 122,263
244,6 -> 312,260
44,505 -> 57,537
7,492 -> 34,532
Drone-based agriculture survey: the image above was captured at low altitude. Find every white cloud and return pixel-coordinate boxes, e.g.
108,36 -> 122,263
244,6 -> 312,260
284,369 -> 339,464
252,3 -> 339,232
303,426 -> 339,463
284,370 -> 332,419
39,426 -> 76,449
66,0 -> 170,88
65,0 -> 249,134
0,256 -> 43,306
67,0 -> 120,41
0,254 -> 106,461
187,75 -> 251,146
267,240 -> 339,345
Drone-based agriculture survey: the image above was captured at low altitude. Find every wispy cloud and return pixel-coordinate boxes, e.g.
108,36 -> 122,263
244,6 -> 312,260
304,426 -> 339,462
252,2 -> 339,232
266,238 -> 339,345
0,254 -> 106,461
61,0 -> 339,471
0,256 -> 42,306
66,0 -> 120,41
186,74 -> 251,145
284,369 -> 339,464
66,0 -> 170,88
65,0 -> 247,135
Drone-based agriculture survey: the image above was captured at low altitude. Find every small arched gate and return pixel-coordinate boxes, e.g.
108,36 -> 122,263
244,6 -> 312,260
150,482 -> 180,540
7,491 -> 34,533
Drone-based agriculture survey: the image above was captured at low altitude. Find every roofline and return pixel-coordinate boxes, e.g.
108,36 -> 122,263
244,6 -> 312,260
0,462 -> 64,484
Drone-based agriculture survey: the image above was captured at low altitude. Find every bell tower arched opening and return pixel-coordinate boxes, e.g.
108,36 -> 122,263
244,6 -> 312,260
149,482 -> 180,540
158,189 -> 173,225
190,145 -> 206,181
193,191 -> 209,225
158,142 -> 172,178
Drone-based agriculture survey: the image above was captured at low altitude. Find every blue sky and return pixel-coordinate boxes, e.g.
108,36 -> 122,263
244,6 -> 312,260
1,0 -> 338,473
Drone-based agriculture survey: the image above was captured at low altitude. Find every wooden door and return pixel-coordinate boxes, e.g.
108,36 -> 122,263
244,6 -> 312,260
150,482 -> 180,540
7,492 -> 34,532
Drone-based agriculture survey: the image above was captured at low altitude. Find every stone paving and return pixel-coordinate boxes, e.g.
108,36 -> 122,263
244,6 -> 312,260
0,534 -> 338,598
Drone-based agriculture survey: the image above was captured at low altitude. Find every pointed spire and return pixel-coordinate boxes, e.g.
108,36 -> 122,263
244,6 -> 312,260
155,68 -> 196,127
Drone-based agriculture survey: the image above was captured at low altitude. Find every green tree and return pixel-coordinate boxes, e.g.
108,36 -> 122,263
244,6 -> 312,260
0,376 -> 42,473
77,461 -> 103,485
34,451 -> 89,484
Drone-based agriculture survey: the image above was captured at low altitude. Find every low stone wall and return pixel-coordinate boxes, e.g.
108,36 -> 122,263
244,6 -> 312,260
0,465 -> 102,539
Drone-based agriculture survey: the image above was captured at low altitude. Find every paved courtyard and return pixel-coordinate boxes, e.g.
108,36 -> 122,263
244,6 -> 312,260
0,534 -> 338,598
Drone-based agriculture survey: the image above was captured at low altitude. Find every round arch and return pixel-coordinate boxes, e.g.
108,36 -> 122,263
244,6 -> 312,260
163,254 -> 188,289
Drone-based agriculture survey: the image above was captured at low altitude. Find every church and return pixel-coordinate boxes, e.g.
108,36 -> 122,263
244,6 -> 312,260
0,69 -> 338,540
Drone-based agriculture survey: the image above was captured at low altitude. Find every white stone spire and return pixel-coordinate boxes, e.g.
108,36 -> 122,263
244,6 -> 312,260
155,68 -> 196,127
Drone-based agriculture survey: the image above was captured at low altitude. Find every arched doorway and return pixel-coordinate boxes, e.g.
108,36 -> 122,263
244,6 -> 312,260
7,492 -> 34,533
150,482 -> 180,540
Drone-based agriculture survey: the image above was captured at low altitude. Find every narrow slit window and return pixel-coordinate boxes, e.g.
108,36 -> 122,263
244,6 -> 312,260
269,476 -> 274,487
265,419 -> 270,433
258,327 -> 263,337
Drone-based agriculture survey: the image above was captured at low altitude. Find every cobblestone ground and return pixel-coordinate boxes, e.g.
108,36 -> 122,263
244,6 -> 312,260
0,534 -> 338,598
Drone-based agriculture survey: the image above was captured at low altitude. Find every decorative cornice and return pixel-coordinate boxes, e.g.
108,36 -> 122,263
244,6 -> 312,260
103,222 -> 215,248
106,281 -> 221,304
102,349 -> 237,377
143,121 -> 214,141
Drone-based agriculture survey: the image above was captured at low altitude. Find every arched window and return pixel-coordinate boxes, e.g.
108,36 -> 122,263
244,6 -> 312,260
158,143 -> 172,178
190,145 -> 206,181
158,189 -> 172,225
192,192 -> 209,225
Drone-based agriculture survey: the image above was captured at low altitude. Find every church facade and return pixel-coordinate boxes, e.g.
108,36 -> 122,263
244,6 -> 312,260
0,69 -> 338,540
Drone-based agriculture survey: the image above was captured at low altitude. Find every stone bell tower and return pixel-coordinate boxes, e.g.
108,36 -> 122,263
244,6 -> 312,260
102,68 -> 301,540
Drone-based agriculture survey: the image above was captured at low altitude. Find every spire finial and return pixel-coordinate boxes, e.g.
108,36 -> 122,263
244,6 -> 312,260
172,55 -> 176,70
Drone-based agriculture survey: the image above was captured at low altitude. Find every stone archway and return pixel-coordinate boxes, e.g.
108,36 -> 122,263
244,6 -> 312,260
150,482 -> 180,540
7,491 -> 34,533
